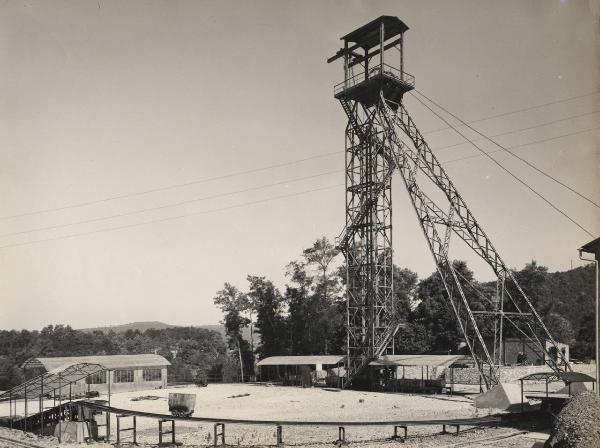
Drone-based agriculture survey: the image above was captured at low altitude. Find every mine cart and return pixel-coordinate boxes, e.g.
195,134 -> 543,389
168,393 -> 196,417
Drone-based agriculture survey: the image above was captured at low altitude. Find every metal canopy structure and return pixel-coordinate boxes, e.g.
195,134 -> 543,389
328,16 -> 570,389
1,362 -> 105,399
519,371 -> 596,384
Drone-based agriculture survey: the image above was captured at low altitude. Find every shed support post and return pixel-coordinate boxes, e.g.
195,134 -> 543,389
58,374 -> 62,443
107,370 -> 111,441
40,376 -> 44,434
276,425 -> 283,446
380,21 -> 385,69
9,392 -> 12,429
24,382 -> 28,433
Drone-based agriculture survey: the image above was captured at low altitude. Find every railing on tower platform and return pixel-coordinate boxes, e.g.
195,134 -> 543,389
334,64 -> 415,96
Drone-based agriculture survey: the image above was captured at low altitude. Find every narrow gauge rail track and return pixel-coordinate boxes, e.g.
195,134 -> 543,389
0,434 -> 49,448
440,430 -> 530,447
80,401 -> 502,427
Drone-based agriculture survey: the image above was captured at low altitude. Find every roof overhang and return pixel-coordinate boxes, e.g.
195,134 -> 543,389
519,371 -> 596,384
580,236 -> 600,259
257,355 -> 345,367
341,16 -> 409,50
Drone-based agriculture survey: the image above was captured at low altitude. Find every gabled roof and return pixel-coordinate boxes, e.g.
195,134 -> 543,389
22,354 -> 170,371
256,355 -> 344,367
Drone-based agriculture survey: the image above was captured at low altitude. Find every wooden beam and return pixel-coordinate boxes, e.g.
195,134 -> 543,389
348,37 -> 402,68
327,42 -> 362,63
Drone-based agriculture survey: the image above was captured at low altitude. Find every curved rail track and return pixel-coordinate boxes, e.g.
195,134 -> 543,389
80,401 -> 502,427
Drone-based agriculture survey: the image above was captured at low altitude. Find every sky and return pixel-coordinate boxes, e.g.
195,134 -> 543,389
0,0 -> 598,331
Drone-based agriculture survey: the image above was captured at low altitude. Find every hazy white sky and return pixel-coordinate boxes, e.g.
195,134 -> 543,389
0,0 -> 598,330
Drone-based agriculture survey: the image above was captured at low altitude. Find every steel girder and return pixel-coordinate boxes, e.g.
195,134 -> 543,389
376,94 -> 571,385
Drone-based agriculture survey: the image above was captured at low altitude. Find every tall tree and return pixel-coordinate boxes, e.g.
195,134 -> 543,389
248,275 -> 286,358
213,283 -> 253,380
411,261 -> 484,353
284,237 -> 344,355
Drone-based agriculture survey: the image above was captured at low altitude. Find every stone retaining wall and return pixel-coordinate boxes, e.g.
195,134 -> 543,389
446,365 -> 549,385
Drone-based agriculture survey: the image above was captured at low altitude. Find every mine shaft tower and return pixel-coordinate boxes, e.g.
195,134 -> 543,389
328,16 -> 570,389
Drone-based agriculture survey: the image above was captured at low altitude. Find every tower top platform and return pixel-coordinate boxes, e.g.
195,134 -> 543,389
341,16 -> 409,49
329,16 -> 414,107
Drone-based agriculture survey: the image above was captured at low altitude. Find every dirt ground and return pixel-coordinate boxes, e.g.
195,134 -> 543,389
0,383 -> 546,447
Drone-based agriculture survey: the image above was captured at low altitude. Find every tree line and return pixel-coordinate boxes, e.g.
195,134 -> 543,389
214,237 -> 596,377
0,325 -> 234,390
0,236 -> 595,390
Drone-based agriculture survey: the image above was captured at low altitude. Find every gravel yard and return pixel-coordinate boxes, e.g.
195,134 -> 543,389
0,383 -> 533,447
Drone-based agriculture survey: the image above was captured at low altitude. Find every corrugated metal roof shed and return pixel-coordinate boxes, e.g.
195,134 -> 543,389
22,354 -> 170,371
1,362 -> 105,399
369,355 -> 470,368
257,355 -> 344,367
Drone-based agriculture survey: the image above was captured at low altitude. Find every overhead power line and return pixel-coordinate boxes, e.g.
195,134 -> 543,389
415,90 -> 600,209
2,122 -> 594,241
411,90 -> 595,237
2,91 -> 597,222
443,127 -> 598,165
0,151 -> 340,221
0,184 -> 344,250
0,170 -> 341,238
421,90 -> 599,135
433,110 -> 599,153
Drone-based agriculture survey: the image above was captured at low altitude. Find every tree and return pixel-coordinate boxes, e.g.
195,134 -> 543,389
510,261 -> 551,313
284,237 -> 344,355
213,283 -> 253,380
571,313 -> 595,359
393,266 -> 418,319
545,313 -> 575,345
248,275 -> 286,358
411,261 -> 483,353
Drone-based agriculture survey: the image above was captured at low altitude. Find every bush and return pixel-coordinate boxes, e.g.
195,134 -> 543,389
545,391 -> 600,448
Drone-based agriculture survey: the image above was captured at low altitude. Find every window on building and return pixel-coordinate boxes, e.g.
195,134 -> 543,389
143,368 -> 162,382
113,369 -> 134,383
86,371 -> 107,384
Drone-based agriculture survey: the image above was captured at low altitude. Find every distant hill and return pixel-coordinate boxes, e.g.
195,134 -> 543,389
78,321 -> 255,342
78,321 -> 177,333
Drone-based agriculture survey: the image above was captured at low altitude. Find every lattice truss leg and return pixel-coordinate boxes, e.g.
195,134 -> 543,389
338,98 -> 399,388
337,93 -> 571,390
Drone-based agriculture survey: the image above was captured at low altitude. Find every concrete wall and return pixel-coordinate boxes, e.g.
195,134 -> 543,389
65,367 -> 167,396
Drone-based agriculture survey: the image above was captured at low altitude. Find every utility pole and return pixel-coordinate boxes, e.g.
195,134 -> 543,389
579,237 -> 600,395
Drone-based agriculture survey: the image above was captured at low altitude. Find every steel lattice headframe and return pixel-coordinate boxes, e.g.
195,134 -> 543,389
329,16 -> 570,389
